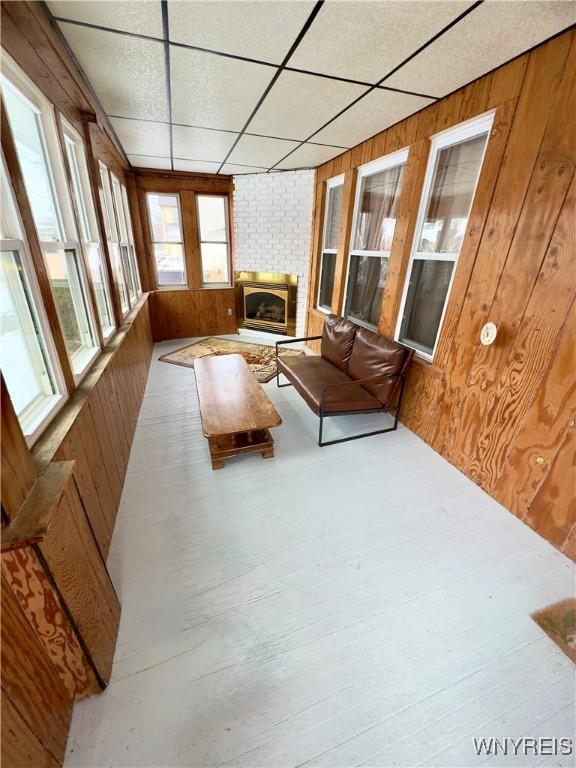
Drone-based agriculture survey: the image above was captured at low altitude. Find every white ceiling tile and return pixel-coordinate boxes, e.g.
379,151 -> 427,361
276,143 -> 344,170
170,47 -> 274,131
385,1 -> 575,96
249,71 -> 364,142
58,23 -> 168,121
289,1 -> 472,86
173,159 -> 222,174
168,1 -> 316,63
48,0 -> 163,37
221,164 -> 269,175
110,118 -> 170,157
314,90 -> 433,148
172,125 -> 237,162
128,155 -> 171,170
228,135 -> 300,167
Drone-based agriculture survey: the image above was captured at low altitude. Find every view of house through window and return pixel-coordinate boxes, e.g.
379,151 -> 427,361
344,151 -> 407,329
317,176 -> 343,311
197,195 -> 230,286
147,193 -> 185,286
397,116 -> 493,358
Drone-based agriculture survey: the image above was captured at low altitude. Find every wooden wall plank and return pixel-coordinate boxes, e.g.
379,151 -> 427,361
1,572 -> 72,765
1,691 -> 59,768
492,299 -> 576,519
524,419 -> 576,551
39,479 -> 120,685
1,377 -> 37,522
1,548 -> 100,700
150,288 -> 238,341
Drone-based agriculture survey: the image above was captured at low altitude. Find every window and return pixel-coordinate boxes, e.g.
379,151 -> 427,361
396,113 -> 494,359
63,122 -> 115,339
344,149 -> 407,329
1,61 -> 100,378
146,193 -> 185,286
121,185 -> 142,297
111,174 -> 138,303
0,155 -> 65,441
317,175 -> 343,312
197,195 -> 230,286
100,163 -> 129,314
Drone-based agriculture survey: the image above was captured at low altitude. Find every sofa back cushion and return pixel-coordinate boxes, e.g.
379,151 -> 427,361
321,315 -> 357,373
348,326 -> 409,404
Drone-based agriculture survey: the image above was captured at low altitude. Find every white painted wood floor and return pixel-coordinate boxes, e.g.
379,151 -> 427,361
65,336 -> 576,768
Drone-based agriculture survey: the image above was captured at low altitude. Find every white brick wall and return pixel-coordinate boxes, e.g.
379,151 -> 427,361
233,170 -> 314,336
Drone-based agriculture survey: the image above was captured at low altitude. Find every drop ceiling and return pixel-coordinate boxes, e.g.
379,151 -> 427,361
47,0 -> 574,176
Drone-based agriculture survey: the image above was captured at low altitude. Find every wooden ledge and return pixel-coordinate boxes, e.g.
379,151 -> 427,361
1,461 -> 75,552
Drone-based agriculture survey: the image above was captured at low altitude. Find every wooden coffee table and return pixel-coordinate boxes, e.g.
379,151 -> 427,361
194,353 -> 282,470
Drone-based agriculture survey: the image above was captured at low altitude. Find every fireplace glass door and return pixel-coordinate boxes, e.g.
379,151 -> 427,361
243,287 -> 288,331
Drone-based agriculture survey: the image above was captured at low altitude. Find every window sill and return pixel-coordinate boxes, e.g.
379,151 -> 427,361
32,293 -> 151,471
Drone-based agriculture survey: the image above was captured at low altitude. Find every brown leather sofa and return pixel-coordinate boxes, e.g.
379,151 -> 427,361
275,315 -> 414,446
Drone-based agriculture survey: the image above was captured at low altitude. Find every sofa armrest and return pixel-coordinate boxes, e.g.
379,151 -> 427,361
275,336 -> 322,358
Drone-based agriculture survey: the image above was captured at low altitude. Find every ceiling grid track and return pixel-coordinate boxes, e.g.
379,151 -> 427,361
268,0 -> 485,171
216,0 -> 326,173
45,0 -> 574,175
160,0 -> 174,172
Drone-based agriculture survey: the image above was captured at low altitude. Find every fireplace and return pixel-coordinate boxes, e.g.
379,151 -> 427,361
235,272 -> 297,335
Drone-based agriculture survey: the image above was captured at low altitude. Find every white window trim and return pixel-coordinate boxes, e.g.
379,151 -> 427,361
343,147 -> 409,329
0,152 -> 68,443
395,111 -> 495,362
317,173 -> 344,314
43,242 -> 101,382
197,193 -> 231,288
147,191 -> 187,287
62,120 -> 116,341
1,56 -> 101,380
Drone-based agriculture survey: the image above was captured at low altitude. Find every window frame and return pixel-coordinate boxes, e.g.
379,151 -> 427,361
61,119 -> 116,341
395,111 -> 495,362
316,173 -> 344,314
1,56 -> 101,382
146,191 -> 187,288
343,147 -> 409,330
0,152 -> 67,444
196,193 -> 232,289
110,173 -> 138,304
99,162 -> 131,315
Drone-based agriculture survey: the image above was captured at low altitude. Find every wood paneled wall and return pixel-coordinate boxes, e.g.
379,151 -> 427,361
307,30 -> 576,559
33,298 -> 154,558
150,289 -> 238,341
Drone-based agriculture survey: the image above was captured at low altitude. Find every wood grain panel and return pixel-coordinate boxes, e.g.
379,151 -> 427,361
39,479 -> 120,685
1,376 -> 37,522
524,419 -> 576,551
150,288 -> 238,341
1,691 -> 59,768
1,572 -> 72,765
1,548 -> 99,700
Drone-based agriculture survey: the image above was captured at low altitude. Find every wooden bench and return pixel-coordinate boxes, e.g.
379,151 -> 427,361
194,353 -> 282,470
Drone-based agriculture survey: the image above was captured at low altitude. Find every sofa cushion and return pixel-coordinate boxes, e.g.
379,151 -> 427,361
347,327 -> 407,405
277,355 -> 382,415
321,314 -> 357,373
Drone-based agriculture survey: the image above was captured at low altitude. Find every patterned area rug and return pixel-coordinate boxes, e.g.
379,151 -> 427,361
532,599 -> 576,663
158,336 -> 304,383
